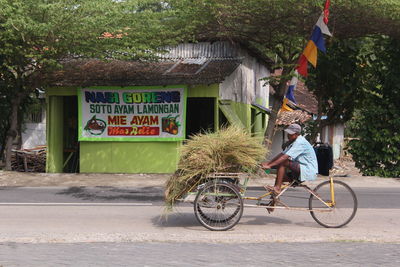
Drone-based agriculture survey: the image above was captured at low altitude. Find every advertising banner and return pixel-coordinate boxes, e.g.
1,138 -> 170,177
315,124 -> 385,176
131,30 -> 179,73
78,87 -> 186,141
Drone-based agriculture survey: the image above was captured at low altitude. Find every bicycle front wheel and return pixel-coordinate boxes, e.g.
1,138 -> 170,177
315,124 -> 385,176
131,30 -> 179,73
194,181 -> 243,231
309,180 -> 357,228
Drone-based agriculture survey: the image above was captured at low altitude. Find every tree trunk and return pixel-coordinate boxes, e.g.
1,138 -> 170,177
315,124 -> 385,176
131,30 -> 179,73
264,67 -> 292,151
0,125 -> 8,161
4,92 -> 23,171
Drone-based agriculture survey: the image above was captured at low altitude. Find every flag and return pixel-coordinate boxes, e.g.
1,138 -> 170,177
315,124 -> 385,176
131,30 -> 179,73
324,0 -> 331,24
311,17 -> 330,53
297,54 -> 308,77
316,12 -> 332,37
297,11 -> 331,76
284,0 -> 332,111
280,98 -> 293,112
303,40 -> 318,67
286,73 -> 298,103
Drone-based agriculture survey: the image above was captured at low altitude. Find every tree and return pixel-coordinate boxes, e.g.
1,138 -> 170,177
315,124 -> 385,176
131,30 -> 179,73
347,37 -> 400,177
0,79 -> 11,160
0,0 -> 184,170
170,0 -> 400,148
305,37 -> 375,143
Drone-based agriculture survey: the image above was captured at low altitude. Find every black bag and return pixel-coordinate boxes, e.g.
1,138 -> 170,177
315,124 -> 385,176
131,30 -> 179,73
314,143 -> 333,176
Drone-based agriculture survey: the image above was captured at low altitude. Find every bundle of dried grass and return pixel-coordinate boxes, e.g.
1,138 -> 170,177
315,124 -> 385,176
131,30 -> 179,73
165,126 -> 267,209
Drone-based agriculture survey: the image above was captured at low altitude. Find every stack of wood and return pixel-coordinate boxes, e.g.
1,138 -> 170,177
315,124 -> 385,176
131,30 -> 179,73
11,146 -> 46,172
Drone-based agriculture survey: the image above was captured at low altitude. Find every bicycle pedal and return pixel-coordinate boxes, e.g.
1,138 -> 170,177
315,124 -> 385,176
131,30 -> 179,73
259,201 -> 274,207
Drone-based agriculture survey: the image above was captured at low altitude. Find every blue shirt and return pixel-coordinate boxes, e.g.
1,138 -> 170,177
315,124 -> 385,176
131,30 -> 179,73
283,136 -> 318,181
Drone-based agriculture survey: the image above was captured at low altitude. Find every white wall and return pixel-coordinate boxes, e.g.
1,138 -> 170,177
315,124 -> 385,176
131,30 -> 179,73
21,103 -> 47,149
269,129 -> 285,159
22,122 -> 46,149
219,49 -> 270,105
332,123 -> 344,159
321,123 -> 344,160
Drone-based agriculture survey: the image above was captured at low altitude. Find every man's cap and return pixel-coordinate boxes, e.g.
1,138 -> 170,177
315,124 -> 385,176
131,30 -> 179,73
284,123 -> 301,135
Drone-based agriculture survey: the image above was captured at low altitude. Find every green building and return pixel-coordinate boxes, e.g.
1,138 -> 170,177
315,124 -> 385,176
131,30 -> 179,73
45,42 -> 272,173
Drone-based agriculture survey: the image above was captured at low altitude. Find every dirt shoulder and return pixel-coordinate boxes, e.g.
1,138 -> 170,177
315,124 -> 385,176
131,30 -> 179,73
0,170 -> 399,188
0,171 -> 170,187
0,158 -> 399,188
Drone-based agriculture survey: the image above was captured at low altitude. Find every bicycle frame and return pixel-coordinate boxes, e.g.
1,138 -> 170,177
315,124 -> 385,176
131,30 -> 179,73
243,178 -> 334,212
241,176 -> 336,212
190,172 -> 357,230
181,172 -> 336,212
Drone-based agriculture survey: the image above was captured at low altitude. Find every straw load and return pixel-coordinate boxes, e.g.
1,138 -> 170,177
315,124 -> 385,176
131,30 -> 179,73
165,126 -> 267,209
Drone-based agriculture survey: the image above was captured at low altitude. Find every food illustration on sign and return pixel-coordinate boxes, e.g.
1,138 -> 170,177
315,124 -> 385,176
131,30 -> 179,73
84,115 -> 106,135
162,115 -> 180,135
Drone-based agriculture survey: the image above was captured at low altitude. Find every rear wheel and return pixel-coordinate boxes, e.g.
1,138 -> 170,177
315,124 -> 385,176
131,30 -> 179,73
309,180 -> 357,228
194,181 -> 243,231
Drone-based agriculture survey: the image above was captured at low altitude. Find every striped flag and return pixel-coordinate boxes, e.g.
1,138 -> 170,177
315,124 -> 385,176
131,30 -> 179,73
282,0 -> 331,112
299,12 -> 332,72
296,0 -> 331,77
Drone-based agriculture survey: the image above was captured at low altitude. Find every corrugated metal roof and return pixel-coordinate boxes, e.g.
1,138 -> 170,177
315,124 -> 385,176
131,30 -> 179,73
41,58 -> 242,87
158,42 -> 239,59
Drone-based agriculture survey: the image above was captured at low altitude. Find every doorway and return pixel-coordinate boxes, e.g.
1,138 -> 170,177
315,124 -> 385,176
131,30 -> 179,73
186,97 -> 215,138
63,96 -> 79,172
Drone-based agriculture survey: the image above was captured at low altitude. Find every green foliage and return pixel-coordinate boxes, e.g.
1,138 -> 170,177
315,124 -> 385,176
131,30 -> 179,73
307,36 -> 400,177
170,0 -> 400,146
171,0 -> 400,64
348,37 -> 400,177
0,0 -> 183,70
0,0 -> 187,168
306,37 -> 375,124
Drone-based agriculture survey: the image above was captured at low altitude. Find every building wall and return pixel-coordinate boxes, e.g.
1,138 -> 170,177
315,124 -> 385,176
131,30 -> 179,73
219,49 -> 270,105
219,48 -> 270,136
21,99 -> 47,149
46,95 -> 65,173
80,141 -> 180,173
269,129 -> 284,159
332,123 -> 344,160
45,44 -> 272,173
46,84 -> 219,173
22,123 -> 46,149
321,123 -> 345,160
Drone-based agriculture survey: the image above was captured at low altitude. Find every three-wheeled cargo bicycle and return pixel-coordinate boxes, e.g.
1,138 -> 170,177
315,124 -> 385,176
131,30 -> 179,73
179,171 -> 358,231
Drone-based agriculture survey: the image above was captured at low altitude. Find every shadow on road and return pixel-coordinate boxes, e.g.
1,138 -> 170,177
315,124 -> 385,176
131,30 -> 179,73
151,211 -> 293,230
56,186 -> 165,202
152,212 -> 200,228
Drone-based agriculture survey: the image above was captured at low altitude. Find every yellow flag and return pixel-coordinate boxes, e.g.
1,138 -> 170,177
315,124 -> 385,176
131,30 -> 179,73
280,98 -> 293,112
303,40 -> 318,67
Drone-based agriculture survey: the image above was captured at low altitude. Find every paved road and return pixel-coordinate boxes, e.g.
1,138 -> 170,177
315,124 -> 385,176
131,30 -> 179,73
0,185 -> 399,266
0,186 -> 399,209
1,242 -> 399,267
0,186 -> 399,243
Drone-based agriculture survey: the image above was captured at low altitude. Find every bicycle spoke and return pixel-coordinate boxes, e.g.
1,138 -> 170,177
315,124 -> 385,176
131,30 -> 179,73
194,181 -> 243,231
309,180 -> 357,228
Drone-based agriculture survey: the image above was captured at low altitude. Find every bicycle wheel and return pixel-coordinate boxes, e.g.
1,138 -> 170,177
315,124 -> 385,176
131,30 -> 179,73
309,180 -> 357,228
194,181 -> 243,231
